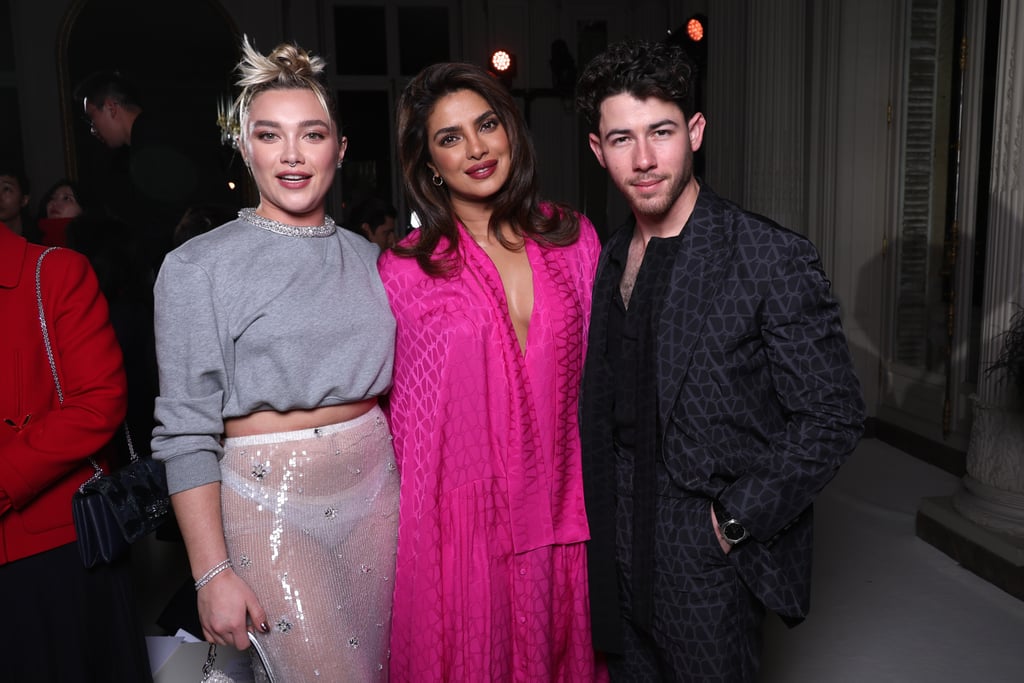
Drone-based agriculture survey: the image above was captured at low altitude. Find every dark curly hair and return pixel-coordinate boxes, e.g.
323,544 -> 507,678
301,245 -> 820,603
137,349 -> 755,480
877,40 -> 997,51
395,61 -> 579,277
575,40 -> 698,134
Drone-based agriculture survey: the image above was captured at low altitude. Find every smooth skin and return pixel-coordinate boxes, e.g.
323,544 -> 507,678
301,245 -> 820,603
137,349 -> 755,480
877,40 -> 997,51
425,89 -> 534,352
241,88 -> 347,226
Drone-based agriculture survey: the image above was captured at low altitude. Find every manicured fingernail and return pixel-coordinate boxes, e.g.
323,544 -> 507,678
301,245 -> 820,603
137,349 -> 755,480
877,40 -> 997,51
259,622 -> 270,633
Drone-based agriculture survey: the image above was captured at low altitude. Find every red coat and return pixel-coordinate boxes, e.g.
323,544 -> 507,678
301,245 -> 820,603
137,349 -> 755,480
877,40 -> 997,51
0,226 -> 127,565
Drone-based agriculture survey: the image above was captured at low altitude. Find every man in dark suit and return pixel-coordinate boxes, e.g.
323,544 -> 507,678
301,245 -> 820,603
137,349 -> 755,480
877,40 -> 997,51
575,40 -> 866,681
75,70 -> 234,275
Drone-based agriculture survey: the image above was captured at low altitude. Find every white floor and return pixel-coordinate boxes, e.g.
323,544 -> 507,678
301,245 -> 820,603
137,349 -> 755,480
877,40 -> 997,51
139,438 -> 1024,681
760,438 -> 1024,682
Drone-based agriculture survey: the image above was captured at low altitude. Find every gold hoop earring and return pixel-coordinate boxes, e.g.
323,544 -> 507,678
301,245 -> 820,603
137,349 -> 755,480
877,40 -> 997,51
432,174 -> 444,187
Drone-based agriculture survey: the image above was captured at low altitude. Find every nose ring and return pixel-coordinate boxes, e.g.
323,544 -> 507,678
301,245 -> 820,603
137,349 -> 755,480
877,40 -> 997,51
288,161 -> 297,167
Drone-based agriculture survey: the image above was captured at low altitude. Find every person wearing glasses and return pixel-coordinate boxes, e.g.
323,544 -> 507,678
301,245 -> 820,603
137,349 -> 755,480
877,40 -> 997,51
74,71 -> 232,274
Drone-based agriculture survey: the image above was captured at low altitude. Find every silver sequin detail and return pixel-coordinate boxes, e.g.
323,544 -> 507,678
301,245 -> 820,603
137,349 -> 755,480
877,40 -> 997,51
276,617 -> 293,633
348,636 -> 359,648
324,507 -> 338,519
239,555 -> 252,568
360,564 -> 373,574
251,463 -> 268,480
239,207 -> 337,238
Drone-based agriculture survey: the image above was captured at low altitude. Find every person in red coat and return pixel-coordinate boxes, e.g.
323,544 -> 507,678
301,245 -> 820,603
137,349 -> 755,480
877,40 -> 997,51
0,223 -> 152,681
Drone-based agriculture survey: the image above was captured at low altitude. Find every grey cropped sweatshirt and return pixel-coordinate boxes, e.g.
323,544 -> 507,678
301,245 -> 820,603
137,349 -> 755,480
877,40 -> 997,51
151,216 -> 395,495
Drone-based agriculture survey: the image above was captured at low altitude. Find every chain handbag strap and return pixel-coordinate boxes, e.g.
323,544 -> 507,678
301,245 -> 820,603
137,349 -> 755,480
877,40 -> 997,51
35,247 -> 130,489
201,643 -> 239,683
35,247 -> 64,405
201,637 -> 275,683
202,643 -> 217,679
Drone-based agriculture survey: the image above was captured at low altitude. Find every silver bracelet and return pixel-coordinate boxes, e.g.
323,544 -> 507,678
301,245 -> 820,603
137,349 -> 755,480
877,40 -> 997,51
194,558 -> 233,591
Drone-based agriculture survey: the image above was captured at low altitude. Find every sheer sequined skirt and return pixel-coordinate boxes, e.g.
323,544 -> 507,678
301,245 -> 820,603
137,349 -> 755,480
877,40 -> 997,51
221,406 -> 399,681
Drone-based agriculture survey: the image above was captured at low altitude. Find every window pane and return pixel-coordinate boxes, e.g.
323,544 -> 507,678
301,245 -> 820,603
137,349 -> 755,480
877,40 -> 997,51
398,7 -> 449,75
335,6 -> 388,75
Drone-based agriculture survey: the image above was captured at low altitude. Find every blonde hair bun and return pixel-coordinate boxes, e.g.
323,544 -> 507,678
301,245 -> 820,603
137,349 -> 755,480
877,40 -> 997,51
231,35 -> 337,142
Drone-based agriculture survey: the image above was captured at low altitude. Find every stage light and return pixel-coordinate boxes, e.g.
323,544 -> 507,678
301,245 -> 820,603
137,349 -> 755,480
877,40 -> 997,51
491,49 -> 513,73
687,17 -> 705,42
488,49 -> 517,87
667,14 -> 708,73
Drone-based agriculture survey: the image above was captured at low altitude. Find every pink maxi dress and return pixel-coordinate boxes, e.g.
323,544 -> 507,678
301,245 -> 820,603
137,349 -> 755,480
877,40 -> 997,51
378,215 -> 604,682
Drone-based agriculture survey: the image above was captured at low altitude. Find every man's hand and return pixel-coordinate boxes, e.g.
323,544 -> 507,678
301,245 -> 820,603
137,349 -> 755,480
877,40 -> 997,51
710,501 -> 732,555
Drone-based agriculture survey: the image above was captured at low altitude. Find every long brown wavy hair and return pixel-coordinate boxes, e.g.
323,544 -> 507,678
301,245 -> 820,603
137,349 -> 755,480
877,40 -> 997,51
394,62 -> 579,277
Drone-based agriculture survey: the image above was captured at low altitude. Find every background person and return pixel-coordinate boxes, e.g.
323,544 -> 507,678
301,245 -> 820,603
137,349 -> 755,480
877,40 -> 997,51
74,70 -> 235,274
36,178 -> 87,246
0,222 -> 152,682
151,37 -> 398,681
0,164 -> 39,242
346,194 -> 397,250
172,203 -> 237,248
66,213 -> 158,458
378,61 -> 605,681
575,39 -> 866,681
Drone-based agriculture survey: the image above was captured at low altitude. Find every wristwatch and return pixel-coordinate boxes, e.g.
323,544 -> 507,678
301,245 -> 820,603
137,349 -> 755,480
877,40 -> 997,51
713,499 -> 750,546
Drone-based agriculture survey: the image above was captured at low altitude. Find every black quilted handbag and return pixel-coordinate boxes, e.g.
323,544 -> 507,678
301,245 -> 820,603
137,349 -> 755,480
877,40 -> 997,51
35,247 -> 172,567
71,429 -> 171,567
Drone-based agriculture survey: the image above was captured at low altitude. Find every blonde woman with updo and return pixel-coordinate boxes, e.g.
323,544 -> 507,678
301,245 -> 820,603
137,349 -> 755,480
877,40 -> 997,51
151,37 -> 398,681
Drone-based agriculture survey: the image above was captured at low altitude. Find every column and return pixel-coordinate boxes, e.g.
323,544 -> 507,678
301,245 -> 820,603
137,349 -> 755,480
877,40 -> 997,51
952,0 -> 1024,537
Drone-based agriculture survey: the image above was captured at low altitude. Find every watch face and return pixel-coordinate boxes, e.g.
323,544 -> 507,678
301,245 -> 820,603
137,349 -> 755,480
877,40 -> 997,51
722,519 -> 747,543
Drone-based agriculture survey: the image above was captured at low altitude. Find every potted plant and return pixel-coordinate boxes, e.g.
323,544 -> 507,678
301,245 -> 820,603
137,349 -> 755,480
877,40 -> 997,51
952,303 -> 1024,537
984,304 -> 1024,409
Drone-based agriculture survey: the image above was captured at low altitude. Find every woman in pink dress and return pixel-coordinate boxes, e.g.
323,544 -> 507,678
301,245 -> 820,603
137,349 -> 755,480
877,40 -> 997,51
378,62 -> 605,681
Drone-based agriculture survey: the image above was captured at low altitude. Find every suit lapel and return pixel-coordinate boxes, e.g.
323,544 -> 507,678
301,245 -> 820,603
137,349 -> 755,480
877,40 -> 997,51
656,187 -> 733,428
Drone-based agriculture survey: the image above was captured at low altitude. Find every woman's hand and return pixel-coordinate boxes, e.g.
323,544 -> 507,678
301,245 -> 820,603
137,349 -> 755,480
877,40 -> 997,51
196,568 -> 269,651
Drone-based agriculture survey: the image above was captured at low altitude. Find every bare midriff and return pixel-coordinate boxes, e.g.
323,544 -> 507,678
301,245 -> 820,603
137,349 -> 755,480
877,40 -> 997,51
223,398 -> 378,438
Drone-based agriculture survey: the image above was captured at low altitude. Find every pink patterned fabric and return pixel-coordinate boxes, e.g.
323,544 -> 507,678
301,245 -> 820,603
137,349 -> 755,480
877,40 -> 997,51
378,215 -> 606,682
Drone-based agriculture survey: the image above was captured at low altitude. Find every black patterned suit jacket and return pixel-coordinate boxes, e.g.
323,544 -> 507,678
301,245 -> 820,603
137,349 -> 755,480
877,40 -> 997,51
581,184 -> 866,653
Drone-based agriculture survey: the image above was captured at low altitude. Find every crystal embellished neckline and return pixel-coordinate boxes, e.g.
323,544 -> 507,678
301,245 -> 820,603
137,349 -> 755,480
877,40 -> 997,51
239,208 -> 336,238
